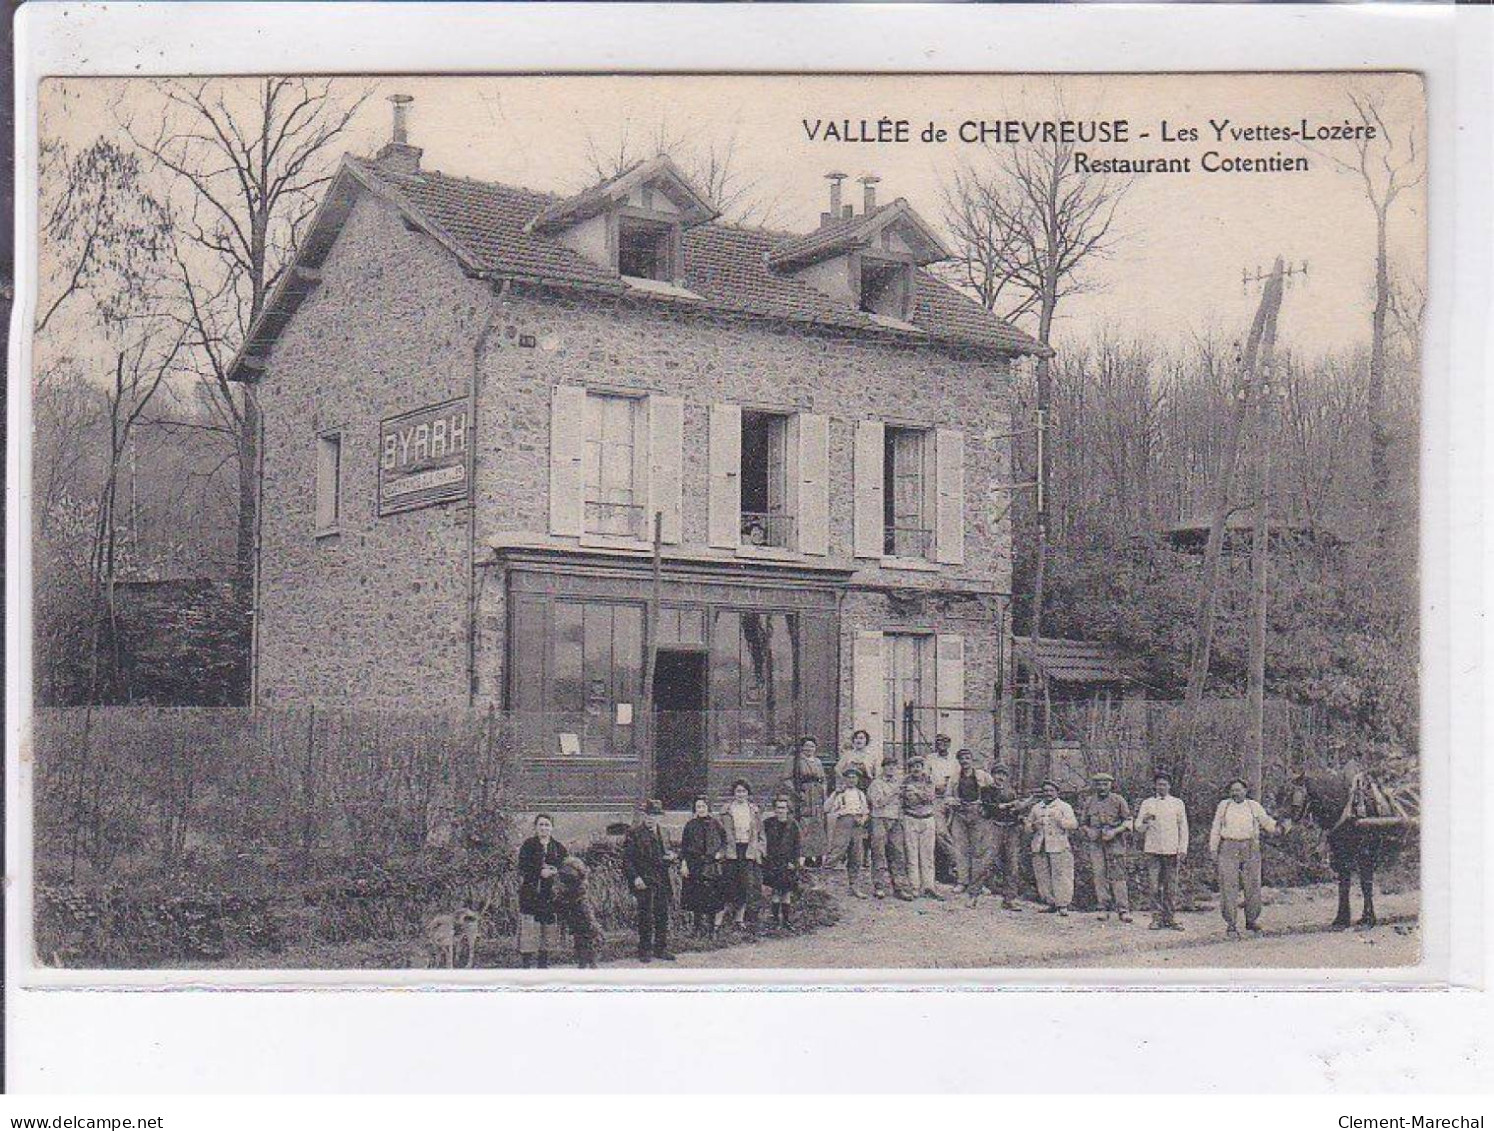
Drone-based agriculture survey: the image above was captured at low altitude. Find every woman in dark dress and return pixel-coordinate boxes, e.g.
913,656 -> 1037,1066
516,813 -> 568,968
762,794 -> 804,926
679,796 -> 728,935
781,736 -> 829,866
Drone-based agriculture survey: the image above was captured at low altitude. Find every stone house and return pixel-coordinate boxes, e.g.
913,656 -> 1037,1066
232,102 -> 1046,818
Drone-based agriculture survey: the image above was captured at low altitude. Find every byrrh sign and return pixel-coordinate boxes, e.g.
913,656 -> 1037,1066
378,399 -> 471,516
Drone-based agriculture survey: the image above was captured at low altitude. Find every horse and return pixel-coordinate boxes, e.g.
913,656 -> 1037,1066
1276,769 -> 1408,929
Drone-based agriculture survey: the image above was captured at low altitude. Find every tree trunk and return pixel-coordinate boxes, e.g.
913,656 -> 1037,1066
236,389 -> 261,580
1369,204 -> 1391,547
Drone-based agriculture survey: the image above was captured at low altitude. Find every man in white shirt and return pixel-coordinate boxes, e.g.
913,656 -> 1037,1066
927,734 -> 960,879
1134,772 -> 1189,931
824,768 -> 872,898
1209,778 -> 1280,938
1025,780 -> 1079,915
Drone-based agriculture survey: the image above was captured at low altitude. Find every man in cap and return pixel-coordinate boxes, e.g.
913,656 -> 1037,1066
967,764 -> 1032,910
900,754 -> 942,899
622,799 -> 677,962
1135,772 -> 1189,931
1079,770 -> 1134,922
1025,779 -> 1079,915
867,757 -> 916,900
1209,777 -> 1279,939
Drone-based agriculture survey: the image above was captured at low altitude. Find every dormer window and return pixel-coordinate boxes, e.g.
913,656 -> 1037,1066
859,256 -> 914,320
617,214 -> 678,282
525,155 -> 718,285
766,184 -> 950,327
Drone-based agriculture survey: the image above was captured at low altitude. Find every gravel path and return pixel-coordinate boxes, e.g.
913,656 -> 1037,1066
648,877 -> 1421,971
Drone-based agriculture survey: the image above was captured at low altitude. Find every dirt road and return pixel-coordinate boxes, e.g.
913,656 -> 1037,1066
656,878 -> 1421,971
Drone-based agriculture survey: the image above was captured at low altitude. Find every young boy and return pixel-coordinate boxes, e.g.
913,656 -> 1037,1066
824,767 -> 871,898
762,794 -> 804,926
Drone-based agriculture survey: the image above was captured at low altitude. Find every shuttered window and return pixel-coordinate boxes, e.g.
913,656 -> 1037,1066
583,393 -> 646,538
708,403 -> 742,548
795,413 -> 830,556
934,428 -> 966,565
853,420 -> 885,558
935,633 -> 967,753
647,395 -> 684,544
876,632 -> 966,758
548,385 -> 588,536
852,630 -> 886,752
315,430 -> 342,535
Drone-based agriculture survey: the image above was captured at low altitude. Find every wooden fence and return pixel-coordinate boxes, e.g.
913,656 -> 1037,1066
1008,696 -> 1343,802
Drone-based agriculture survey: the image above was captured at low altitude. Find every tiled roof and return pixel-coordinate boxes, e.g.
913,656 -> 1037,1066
526,154 -> 716,234
1013,637 -> 1138,685
300,157 -> 1045,358
764,198 -> 948,272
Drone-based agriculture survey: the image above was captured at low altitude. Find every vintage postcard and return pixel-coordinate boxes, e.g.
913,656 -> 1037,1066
23,71 -> 1426,980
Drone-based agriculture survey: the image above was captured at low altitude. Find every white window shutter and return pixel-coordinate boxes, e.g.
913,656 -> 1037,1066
708,402 -> 741,549
797,412 -> 830,556
647,395 -> 684,544
852,630 -> 885,749
935,633 -> 966,754
935,427 -> 965,565
549,385 -> 587,536
853,420 -> 885,558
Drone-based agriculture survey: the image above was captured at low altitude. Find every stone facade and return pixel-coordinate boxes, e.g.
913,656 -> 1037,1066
255,178 -> 1020,808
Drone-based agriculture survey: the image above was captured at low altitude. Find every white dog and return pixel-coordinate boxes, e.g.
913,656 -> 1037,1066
424,907 -> 481,968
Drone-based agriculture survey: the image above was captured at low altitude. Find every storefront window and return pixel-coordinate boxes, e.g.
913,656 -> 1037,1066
712,609 -> 800,759
549,598 -> 642,756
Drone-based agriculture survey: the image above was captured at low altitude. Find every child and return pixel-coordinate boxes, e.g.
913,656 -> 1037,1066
762,795 -> 804,926
824,767 -> 871,898
553,854 -> 602,968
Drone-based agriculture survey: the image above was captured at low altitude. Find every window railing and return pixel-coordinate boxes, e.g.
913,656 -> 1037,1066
740,511 -> 795,549
585,498 -> 647,539
883,525 -> 933,558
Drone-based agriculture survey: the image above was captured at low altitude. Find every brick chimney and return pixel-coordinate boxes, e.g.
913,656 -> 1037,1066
859,174 -> 880,214
822,171 -> 848,227
376,93 -> 423,175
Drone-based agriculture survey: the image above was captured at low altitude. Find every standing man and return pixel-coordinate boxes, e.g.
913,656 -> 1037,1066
901,754 -> 943,900
622,799 -> 677,962
1079,771 -> 1133,922
949,749 -> 994,893
1209,778 -> 1279,939
927,734 -> 961,881
1025,780 -> 1079,915
967,765 -> 1031,910
1135,772 -> 1189,932
824,767 -> 871,898
867,758 -> 915,900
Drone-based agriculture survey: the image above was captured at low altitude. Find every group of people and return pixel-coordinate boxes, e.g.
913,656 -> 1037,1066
782,732 -> 1282,941
512,733 -> 1286,968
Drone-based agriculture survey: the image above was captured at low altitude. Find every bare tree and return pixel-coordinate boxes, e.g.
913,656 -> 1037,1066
581,116 -> 784,228
940,123 -> 1127,646
125,78 -> 369,581
36,138 -> 172,336
1314,86 -> 1424,547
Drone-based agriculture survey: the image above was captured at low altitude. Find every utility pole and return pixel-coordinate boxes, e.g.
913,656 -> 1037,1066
1179,257 -> 1300,785
1243,265 -> 1303,794
640,509 -> 664,808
